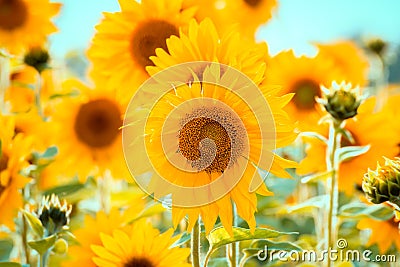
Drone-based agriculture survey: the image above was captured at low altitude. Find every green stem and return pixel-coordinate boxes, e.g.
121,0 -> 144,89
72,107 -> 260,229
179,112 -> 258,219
38,250 -> 50,267
35,72 -> 44,118
0,51 -> 10,114
22,209 -> 31,265
325,120 -> 342,267
191,219 -> 201,267
228,204 -> 238,267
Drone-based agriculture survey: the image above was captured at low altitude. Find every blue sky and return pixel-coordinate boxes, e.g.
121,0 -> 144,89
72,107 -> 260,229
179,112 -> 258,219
50,0 -> 400,57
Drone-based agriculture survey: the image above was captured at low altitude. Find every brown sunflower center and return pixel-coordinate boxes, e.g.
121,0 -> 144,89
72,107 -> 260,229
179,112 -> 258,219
292,80 -> 321,110
130,19 -> 178,69
124,257 -> 154,267
74,99 -> 122,148
0,0 -> 28,31
243,0 -> 262,7
179,117 -> 232,173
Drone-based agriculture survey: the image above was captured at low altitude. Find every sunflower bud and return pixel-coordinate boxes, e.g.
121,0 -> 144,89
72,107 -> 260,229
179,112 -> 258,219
53,238 -> 68,255
362,157 -> 400,208
37,194 -> 72,234
318,81 -> 362,121
366,38 -> 387,58
23,47 -> 50,73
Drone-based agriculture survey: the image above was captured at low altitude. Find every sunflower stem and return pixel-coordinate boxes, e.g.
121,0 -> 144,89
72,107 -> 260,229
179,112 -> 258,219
0,50 -> 10,114
325,119 -> 342,267
191,219 -> 201,267
35,72 -> 44,118
228,204 -> 238,267
38,249 -> 50,267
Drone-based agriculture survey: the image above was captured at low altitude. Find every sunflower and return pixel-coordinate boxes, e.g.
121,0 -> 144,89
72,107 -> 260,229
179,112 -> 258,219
0,0 -> 61,54
357,216 -> 400,254
87,0 -> 196,105
91,220 -> 191,267
265,50 -> 344,131
65,206 -> 143,267
297,98 -> 399,194
124,64 -> 297,234
5,65 -> 58,114
50,79 -> 128,181
0,115 -> 32,229
315,40 -> 369,87
147,18 -> 269,85
183,0 -> 277,38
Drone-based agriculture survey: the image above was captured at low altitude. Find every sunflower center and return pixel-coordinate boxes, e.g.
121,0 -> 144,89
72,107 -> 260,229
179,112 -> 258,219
243,0 -> 262,7
292,80 -> 321,110
74,99 -> 122,148
0,0 -> 28,31
179,117 -> 231,173
176,105 -> 247,174
124,257 -> 154,267
130,19 -> 178,69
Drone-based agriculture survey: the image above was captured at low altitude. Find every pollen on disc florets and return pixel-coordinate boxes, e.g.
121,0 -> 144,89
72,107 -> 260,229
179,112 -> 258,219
178,106 -> 247,174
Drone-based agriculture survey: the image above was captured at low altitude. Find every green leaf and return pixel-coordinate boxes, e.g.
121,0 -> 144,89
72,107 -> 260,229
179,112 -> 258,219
301,171 -> 333,183
0,239 -> 13,261
128,202 -> 166,223
284,195 -> 328,214
0,263 -> 22,267
300,132 -> 328,144
43,177 -> 96,203
40,146 -> 58,159
207,258 -> 228,267
250,240 -> 303,251
28,235 -> 56,255
337,145 -> 370,162
171,232 -> 191,248
339,202 -> 394,221
22,210 -> 44,237
208,226 -> 297,252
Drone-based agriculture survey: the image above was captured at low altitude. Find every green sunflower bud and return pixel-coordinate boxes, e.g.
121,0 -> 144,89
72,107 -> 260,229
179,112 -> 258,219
37,194 -> 72,235
53,238 -> 68,255
366,38 -> 387,58
23,47 -> 50,73
318,81 -> 362,121
362,157 -> 400,208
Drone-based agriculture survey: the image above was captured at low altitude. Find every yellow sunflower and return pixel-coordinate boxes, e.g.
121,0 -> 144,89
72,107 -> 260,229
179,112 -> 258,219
51,79 -> 128,181
183,0 -> 277,38
147,18 -> 269,85
125,64 -> 297,234
0,0 -> 61,54
357,216 -> 400,254
0,115 -> 32,229
265,50 -> 344,131
5,65 -> 59,114
315,40 -> 369,87
66,206 -> 143,267
297,98 -> 399,194
87,0 -> 196,105
91,220 -> 191,267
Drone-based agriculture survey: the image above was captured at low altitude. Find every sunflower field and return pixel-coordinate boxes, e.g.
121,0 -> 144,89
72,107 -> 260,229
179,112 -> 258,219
1,0 -> 400,266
